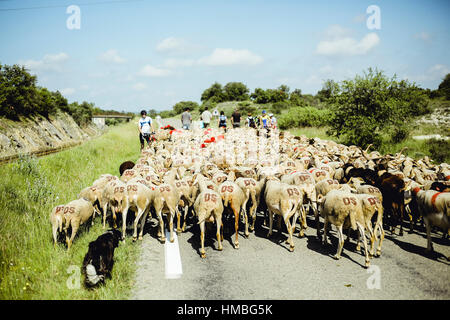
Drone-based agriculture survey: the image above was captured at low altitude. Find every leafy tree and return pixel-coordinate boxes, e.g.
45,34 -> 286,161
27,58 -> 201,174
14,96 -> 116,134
0,64 -> 38,119
223,82 -> 249,101
316,79 -> 339,102
173,101 -> 199,114
327,68 -> 430,149
437,73 -> 450,100
251,88 -> 270,104
201,82 -> 225,103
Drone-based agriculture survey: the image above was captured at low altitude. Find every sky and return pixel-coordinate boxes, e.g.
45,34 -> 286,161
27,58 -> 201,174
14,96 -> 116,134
0,0 -> 449,113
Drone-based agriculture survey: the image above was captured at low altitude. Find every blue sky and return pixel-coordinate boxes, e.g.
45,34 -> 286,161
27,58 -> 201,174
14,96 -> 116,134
1,0 -> 449,112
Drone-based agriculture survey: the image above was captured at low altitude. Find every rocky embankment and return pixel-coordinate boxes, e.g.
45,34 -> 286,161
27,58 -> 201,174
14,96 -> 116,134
0,112 -> 102,161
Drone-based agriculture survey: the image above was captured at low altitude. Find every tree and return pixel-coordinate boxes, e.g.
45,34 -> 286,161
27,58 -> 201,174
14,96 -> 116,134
201,82 -> 225,103
173,101 -> 199,114
327,68 -> 430,149
0,64 -> 38,119
250,88 -> 270,104
223,82 -> 249,101
316,79 -> 339,102
437,73 -> 450,100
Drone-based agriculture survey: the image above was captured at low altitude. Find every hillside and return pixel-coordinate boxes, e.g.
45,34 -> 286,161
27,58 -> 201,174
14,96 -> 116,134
0,112 -> 103,162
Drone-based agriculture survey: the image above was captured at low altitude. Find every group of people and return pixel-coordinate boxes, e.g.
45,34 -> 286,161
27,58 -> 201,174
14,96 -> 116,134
138,107 -> 278,149
204,108 -> 277,131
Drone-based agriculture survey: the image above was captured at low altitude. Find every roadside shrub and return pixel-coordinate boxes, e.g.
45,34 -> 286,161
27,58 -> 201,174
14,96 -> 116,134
390,124 -> 410,143
270,101 -> 291,115
428,139 -> 450,163
278,106 -> 331,129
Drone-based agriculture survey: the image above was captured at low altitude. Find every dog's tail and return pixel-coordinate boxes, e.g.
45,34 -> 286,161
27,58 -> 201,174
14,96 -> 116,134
84,259 -> 105,287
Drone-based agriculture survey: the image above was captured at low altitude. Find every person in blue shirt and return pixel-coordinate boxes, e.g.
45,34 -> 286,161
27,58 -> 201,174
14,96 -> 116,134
138,110 -> 154,151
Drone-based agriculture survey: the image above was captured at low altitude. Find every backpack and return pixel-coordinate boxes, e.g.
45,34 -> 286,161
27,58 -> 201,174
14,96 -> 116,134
248,116 -> 256,128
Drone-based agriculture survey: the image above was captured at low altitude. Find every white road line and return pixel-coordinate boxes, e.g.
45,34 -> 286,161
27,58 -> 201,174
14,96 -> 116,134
164,229 -> 183,279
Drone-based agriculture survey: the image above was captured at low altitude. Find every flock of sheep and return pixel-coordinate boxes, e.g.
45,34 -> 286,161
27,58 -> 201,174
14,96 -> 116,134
50,126 -> 450,269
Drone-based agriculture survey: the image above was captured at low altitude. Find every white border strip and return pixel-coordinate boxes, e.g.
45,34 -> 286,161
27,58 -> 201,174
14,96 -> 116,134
164,229 -> 183,279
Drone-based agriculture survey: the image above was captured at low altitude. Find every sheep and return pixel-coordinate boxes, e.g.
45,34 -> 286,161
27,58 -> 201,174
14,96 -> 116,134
317,190 -> 370,267
264,177 -> 303,252
153,183 -> 182,243
120,182 -> 154,241
411,187 -> 450,258
63,198 -> 95,249
234,176 -> 266,235
100,180 -> 127,229
353,193 -> 385,257
50,204 -> 66,247
192,174 -> 224,258
218,180 -> 247,249
78,185 -> 103,225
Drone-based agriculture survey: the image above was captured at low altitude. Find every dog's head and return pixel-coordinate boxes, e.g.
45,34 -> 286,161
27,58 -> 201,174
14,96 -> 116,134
106,229 -> 122,248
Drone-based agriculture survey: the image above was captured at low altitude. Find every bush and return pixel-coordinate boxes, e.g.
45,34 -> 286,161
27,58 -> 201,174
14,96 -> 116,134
327,68 -> 430,149
390,127 -> 410,143
428,139 -> 450,163
270,101 -> 291,115
278,106 -> 331,129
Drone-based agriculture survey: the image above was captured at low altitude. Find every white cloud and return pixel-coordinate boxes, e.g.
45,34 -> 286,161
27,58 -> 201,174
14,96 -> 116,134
132,82 -> 148,91
198,48 -> 263,66
163,58 -> 195,68
98,49 -> 125,64
316,31 -> 380,56
19,52 -> 69,72
156,37 -> 188,53
138,64 -> 171,77
60,88 -> 75,96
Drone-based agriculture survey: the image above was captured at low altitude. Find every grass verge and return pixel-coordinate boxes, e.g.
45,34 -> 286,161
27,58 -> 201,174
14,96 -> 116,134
0,119 -> 142,299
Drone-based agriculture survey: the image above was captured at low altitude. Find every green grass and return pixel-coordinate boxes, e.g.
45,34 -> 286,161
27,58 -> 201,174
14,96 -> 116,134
0,119 -> 142,299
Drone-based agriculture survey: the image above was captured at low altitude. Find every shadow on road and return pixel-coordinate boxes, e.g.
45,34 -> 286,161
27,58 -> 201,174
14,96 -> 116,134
385,234 -> 450,265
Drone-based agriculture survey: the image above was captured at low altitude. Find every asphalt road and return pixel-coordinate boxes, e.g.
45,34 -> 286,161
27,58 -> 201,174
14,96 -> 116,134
130,118 -> 450,300
131,211 -> 449,300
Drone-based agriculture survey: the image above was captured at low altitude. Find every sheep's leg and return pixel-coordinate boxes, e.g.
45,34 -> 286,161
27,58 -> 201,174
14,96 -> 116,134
216,216 -> 223,251
138,206 -> 151,240
181,205 -> 189,232
315,206 -> 321,240
199,220 -> 206,258
375,221 -> 385,257
132,206 -> 144,242
67,218 -> 80,250
102,203 -> 108,229
111,206 -> 117,229
333,224 -> 344,260
284,214 -> 295,252
322,218 -> 328,245
168,209 -> 175,243
366,222 -> 376,257
249,192 -> 257,232
357,222 -> 370,268
233,204 -> 240,249
157,210 -> 166,243
122,205 -> 129,241
298,206 -> 307,238
424,217 -> 434,253
267,210 -> 274,238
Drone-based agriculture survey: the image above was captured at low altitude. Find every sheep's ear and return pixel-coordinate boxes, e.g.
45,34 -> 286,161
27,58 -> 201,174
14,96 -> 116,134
316,194 -> 324,203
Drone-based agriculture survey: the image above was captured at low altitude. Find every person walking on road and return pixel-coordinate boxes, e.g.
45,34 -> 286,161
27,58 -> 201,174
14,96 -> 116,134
201,106 -> 212,128
138,110 -> 154,151
218,111 -> 227,132
181,108 -> 192,130
231,108 -> 241,128
246,112 -> 256,128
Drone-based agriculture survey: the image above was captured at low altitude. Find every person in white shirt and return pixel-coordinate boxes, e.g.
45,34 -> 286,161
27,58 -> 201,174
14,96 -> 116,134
138,110 -> 154,150
201,106 -> 213,128
269,113 -> 277,129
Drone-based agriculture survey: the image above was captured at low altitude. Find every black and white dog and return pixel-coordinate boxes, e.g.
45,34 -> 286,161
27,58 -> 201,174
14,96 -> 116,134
82,229 -> 122,287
